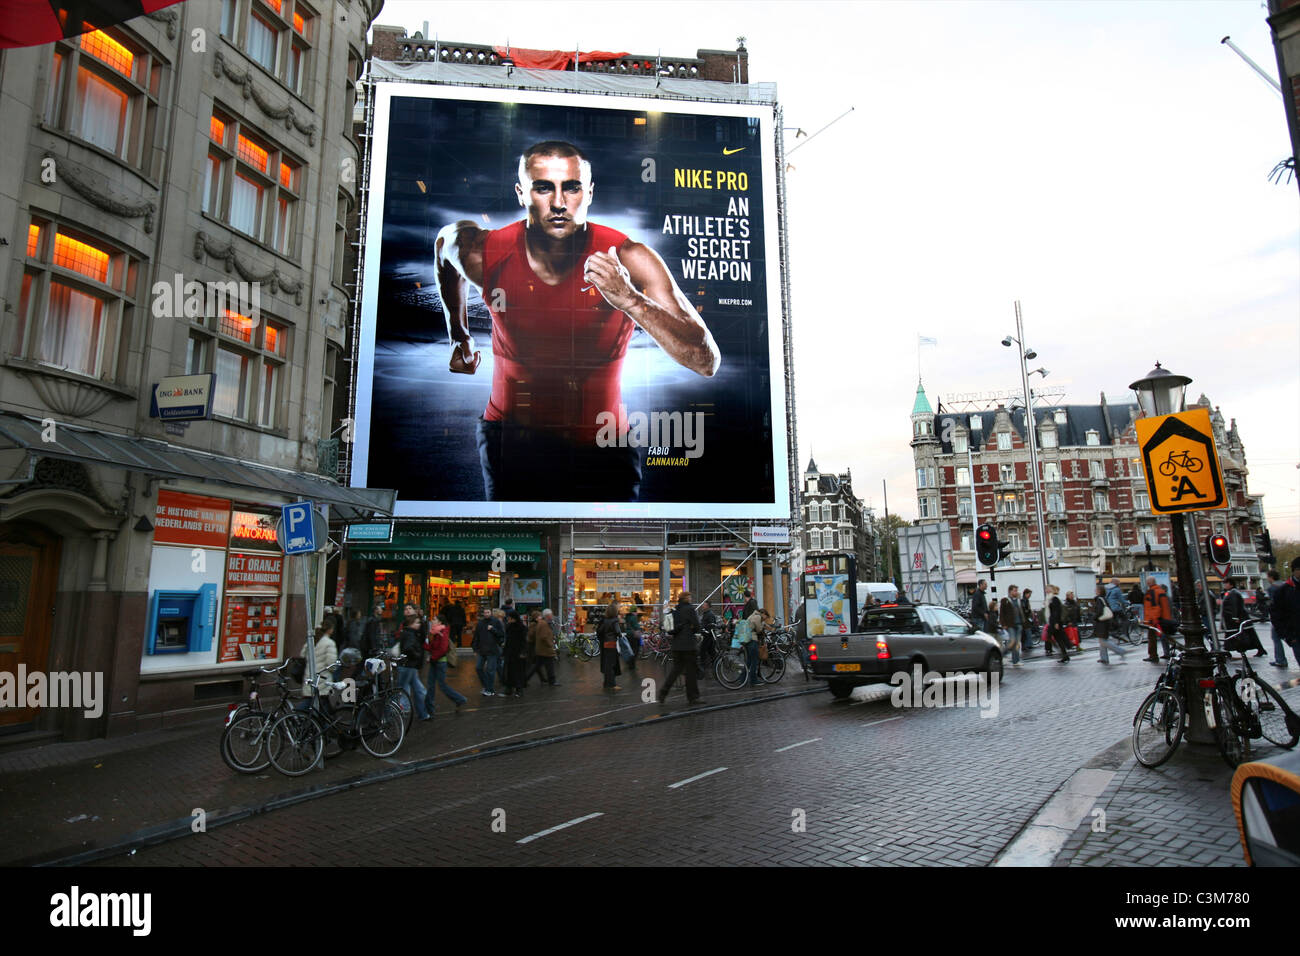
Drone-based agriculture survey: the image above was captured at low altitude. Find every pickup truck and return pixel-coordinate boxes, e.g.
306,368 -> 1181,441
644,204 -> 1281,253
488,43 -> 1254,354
807,603 -> 1003,699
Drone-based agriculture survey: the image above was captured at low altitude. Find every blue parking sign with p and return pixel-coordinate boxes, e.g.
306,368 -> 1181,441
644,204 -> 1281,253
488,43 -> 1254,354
281,501 -> 316,554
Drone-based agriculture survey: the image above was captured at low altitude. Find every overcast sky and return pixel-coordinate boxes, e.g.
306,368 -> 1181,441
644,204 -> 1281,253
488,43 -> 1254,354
377,0 -> 1300,537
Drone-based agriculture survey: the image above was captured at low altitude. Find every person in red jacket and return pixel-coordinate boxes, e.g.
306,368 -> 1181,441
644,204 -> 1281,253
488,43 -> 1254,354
1143,576 -> 1175,662
436,141 -> 721,502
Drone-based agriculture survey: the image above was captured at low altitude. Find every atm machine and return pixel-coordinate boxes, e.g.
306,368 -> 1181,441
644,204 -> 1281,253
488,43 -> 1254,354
145,583 -> 217,655
801,553 -> 858,638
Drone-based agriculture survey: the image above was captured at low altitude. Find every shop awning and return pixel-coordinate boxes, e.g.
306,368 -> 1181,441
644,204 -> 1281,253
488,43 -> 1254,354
956,568 -> 977,585
0,412 -> 395,518
349,536 -> 544,564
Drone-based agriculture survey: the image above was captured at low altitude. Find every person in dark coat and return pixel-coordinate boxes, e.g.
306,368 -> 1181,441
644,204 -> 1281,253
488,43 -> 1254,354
597,599 -> 624,690
697,600 -> 720,668
741,590 -> 757,619
471,608 -> 504,696
1221,577 -> 1265,656
657,592 -> 702,706
623,604 -> 642,669
969,579 -> 989,633
361,603 -> 388,658
1047,586 -> 1069,663
502,609 -> 529,697
1266,569 -> 1292,667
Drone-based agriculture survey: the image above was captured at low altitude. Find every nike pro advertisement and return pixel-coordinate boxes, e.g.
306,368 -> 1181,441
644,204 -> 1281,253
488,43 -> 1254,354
354,82 -> 789,519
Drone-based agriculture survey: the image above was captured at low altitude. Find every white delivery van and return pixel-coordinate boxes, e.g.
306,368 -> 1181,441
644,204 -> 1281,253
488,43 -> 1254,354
856,581 -> 899,609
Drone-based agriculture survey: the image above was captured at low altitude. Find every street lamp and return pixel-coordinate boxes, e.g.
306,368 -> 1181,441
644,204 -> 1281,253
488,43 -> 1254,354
1129,361 -> 1214,743
1002,301 -> 1051,616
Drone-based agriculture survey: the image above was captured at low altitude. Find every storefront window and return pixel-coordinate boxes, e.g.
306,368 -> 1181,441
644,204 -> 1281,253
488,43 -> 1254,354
571,558 -> 683,632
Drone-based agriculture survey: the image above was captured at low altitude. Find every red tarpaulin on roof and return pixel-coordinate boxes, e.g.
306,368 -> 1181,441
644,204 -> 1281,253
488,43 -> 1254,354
0,0 -> 186,48
493,46 -> 630,71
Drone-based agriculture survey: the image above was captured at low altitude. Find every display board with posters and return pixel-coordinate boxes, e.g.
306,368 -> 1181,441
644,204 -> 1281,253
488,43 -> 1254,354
354,82 -> 788,519
218,508 -> 286,663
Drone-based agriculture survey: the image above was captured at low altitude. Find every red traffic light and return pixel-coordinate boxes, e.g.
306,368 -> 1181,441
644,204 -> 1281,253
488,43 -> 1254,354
1206,533 -> 1231,565
978,529 -> 992,541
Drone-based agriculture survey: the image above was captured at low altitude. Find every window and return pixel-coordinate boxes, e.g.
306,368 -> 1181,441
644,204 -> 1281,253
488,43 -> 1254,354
1047,493 -> 1064,514
1086,429 -> 1100,446
810,530 -> 822,551
44,29 -> 162,171
998,493 -> 1018,515
843,531 -> 852,551
1007,531 -> 1021,550
1102,525 -> 1116,548
1054,410 -> 1067,425
1040,428 -> 1057,448
224,0 -> 316,93
16,217 -> 135,379
997,432 -> 1011,450
960,533 -> 971,552
953,433 -> 968,453
919,497 -> 933,518
1135,490 -> 1149,512
1000,463 -> 1015,484
188,307 -> 288,427
916,467 -> 929,489
206,106 -> 303,255
829,504 -> 840,523
1139,524 -> 1155,546
1051,527 -> 1067,549
1043,462 -> 1060,483
820,503 -> 831,523
956,466 -> 969,486
957,496 -> 972,517
1094,491 -> 1109,512
828,531 -> 838,550
1090,460 -> 1105,480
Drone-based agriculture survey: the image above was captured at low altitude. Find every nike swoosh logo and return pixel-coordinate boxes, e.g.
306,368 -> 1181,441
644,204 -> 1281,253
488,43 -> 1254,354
722,147 -> 746,155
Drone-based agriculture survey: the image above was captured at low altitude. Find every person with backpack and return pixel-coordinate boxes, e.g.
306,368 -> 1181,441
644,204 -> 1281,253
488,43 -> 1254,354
395,607 -> 431,721
423,613 -> 466,713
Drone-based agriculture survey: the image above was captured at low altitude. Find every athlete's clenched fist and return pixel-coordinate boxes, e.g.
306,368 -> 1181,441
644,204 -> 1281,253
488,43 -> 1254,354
583,246 -> 640,313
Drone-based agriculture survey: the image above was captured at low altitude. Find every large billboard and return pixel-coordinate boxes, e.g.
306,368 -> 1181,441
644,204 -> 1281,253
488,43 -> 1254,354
353,82 -> 789,519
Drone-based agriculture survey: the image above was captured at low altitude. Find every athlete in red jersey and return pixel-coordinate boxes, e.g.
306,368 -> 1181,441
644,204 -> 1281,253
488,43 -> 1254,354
435,141 -> 719,501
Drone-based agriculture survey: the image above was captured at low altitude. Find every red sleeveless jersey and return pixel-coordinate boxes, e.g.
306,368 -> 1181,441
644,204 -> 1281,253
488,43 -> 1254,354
480,220 -> 635,438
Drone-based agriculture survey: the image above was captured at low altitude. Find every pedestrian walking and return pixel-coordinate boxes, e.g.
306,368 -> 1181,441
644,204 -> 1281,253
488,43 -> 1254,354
970,578 -> 989,634
598,599 -> 624,690
471,608 -> 503,697
1105,577 -> 1130,640
1045,586 -> 1069,663
524,609 -> 560,686
1064,590 -> 1081,650
1143,576 -> 1175,662
1000,587 -> 1022,666
502,609 -> 529,696
1094,583 -> 1128,664
343,608 -> 365,652
423,614 -> 467,713
395,607 -> 431,721
1020,588 -> 1037,652
623,604 -> 642,671
1221,577 -> 1266,656
658,592 -> 703,706
697,600 -> 719,669
1266,569 -> 1292,667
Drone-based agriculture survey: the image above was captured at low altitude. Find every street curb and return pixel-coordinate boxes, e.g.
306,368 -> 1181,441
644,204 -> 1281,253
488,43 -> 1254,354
24,683 -> 827,867
989,735 -> 1132,867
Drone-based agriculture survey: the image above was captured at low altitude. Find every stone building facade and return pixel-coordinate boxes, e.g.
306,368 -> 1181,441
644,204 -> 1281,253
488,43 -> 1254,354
801,459 -> 876,581
910,382 -> 1269,585
0,0 -> 388,745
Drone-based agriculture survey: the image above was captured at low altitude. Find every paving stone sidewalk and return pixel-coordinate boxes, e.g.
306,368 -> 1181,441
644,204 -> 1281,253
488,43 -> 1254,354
0,652 -> 807,865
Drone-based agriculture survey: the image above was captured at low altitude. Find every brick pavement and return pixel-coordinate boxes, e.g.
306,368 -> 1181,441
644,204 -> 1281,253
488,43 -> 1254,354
95,645 -> 1215,866
0,651 -> 808,865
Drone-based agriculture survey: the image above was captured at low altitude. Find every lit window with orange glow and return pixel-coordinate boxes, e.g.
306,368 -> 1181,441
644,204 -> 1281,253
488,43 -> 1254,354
27,223 -> 40,258
279,161 -> 294,188
265,0 -> 282,13
293,11 -> 305,33
80,29 -> 134,77
264,324 -> 280,354
210,115 -> 226,143
236,134 -> 268,173
221,309 -> 255,342
53,233 -> 110,282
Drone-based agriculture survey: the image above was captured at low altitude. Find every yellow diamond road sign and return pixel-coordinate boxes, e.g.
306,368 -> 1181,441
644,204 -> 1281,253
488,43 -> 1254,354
1134,407 -> 1227,514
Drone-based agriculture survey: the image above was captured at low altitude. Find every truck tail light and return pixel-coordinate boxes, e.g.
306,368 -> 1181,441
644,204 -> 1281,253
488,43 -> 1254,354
808,643 -> 817,662
876,639 -> 890,660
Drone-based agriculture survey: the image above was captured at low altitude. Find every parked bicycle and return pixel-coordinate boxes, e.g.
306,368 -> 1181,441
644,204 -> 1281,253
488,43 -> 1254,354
714,630 -> 786,689
1132,622 -> 1299,770
266,670 -> 406,776
221,659 -> 297,774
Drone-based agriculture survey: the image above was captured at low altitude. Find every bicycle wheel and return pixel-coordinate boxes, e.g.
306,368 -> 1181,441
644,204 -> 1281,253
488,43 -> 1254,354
759,651 -> 786,683
715,650 -> 748,690
267,711 -> 324,776
1158,461 -> 1175,477
359,698 -> 405,758
580,635 -> 600,660
385,687 -> 415,732
1132,688 -> 1185,768
1211,687 -> 1249,770
1239,674 -> 1299,749
222,711 -> 272,773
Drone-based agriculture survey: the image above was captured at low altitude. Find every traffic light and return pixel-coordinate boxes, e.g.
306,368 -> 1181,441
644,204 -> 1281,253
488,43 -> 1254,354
1207,532 -> 1231,565
1257,530 -> 1274,565
998,536 -> 1013,562
976,523 -> 998,567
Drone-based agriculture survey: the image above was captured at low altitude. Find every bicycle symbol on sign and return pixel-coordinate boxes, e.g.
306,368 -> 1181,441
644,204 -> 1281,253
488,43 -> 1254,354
1157,449 -> 1203,477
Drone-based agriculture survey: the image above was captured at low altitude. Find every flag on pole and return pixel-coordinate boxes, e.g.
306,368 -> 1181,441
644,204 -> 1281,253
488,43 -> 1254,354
918,335 -> 938,346
0,0 -> 186,48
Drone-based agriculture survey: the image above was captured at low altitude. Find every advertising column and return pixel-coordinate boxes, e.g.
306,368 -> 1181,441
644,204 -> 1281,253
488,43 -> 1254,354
220,509 -> 287,662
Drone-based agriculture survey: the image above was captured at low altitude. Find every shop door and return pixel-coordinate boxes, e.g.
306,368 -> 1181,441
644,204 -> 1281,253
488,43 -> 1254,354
0,523 -> 61,728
